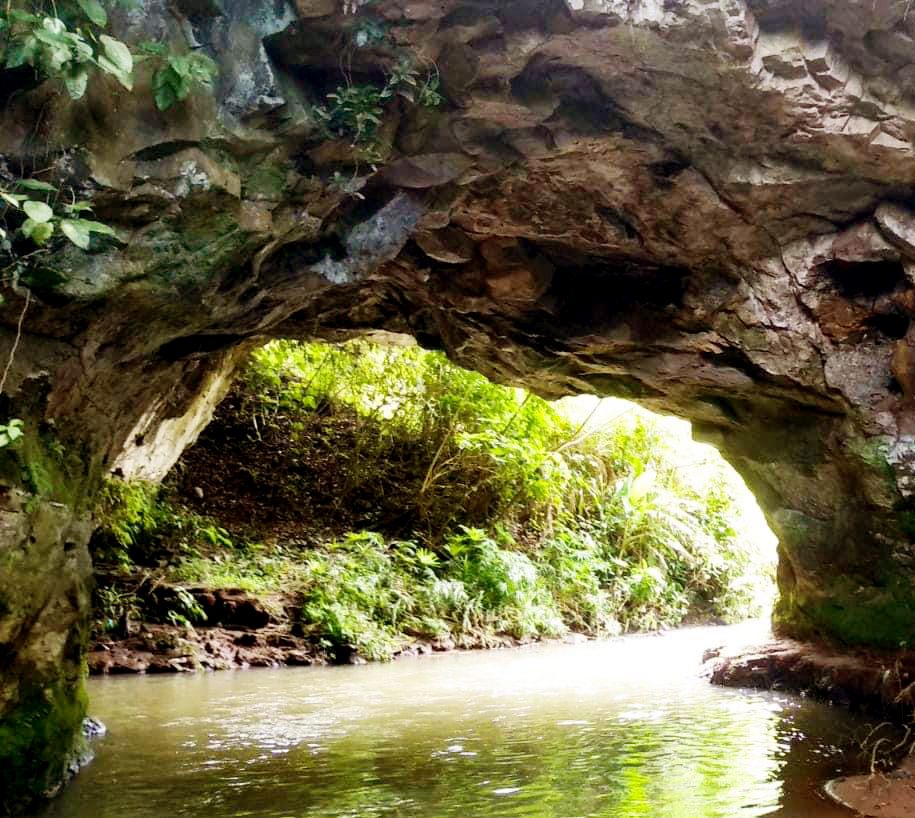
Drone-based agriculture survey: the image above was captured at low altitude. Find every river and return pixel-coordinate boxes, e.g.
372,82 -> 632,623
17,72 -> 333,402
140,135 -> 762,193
35,624 -> 869,818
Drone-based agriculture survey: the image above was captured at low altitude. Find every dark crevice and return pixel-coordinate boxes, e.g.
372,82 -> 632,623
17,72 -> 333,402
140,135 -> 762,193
648,159 -> 690,189
866,311 -> 910,340
529,257 -> 688,337
700,348 -> 772,381
264,35 -> 390,97
261,236 -> 349,284
817,259 -> 907,298
699,394 -> 742,423
594,206 -> 642,242
649,159 -> 689,179
158,334 -> 245,361
0,66 -> 42,108
129,140 -> 202,162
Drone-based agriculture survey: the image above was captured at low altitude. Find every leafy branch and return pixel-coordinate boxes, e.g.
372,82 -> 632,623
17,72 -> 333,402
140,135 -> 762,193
313,53 -> 442,149
138,40 -> 218,111
0,2 -> 219,108
0,4 -> 132,99
0,178 -> 114,251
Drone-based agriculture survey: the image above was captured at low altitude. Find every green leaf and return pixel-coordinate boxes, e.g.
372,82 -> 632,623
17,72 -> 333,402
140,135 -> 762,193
66,201 -> 94,213
77,0 -> 108,27
99,35 -> 133,74
154,81 -> 178,110
168,55 -> 191,78
60,219 -> 90,249
41,16 -> 66,35
21,219 -> 54,244
33,222 -> 55,243
64,67 -> 89,99
8,11 -> 41,23
5,38 -> 37,69
75,219 -> 116,236
17,180 -> 57,192
0,419 -> 23,448
97,55 -> 134,90
138,41 -> 169,57
188,53 -> 218,83
23,200 -> 54,223
73,37 -> 94,63
1,192 -> 25,208
33,27 -> 71,46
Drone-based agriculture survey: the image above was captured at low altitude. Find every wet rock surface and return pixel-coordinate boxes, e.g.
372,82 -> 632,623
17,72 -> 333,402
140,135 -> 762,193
707,638 -> 915,716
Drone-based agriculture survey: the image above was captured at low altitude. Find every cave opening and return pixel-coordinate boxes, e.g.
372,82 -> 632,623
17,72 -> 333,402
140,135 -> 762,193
68,340 -> 815,818
90,336 -> 778,678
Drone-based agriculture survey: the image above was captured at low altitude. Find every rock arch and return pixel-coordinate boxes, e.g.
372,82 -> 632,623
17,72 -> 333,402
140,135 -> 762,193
4,0 -> 915,809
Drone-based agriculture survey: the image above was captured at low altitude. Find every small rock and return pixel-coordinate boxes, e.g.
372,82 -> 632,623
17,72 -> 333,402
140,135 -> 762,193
82,717 -> 107,739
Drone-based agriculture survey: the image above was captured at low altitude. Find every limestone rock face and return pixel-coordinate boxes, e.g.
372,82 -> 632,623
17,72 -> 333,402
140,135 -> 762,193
6,0 -> 915,807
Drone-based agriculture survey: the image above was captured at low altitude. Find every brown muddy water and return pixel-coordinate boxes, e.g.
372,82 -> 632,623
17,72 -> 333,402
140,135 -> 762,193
34,624 -> 869,818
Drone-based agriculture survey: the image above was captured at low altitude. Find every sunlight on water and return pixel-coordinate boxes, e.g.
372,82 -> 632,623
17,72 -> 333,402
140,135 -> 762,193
36,624 -> 865,818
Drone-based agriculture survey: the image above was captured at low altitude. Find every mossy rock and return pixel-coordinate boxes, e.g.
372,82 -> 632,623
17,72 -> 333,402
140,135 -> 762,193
776,574 -> 915,648
0,678 -> 89,815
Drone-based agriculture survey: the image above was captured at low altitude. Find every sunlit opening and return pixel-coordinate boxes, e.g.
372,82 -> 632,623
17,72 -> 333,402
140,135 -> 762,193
555,394 -> 778,619
79,339 -> 843,818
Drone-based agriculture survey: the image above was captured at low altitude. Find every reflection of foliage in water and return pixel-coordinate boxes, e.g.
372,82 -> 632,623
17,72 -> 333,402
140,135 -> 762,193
291,708 -> 784,818
68,629 -> 868,818
76,681 -> 862,818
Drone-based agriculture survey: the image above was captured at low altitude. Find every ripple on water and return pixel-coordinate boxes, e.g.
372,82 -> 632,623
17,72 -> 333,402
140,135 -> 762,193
34,626 -> 866,818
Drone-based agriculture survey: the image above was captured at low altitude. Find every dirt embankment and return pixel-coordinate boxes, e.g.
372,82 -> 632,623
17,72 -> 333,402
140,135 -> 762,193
90,587 -> 319,674
705,638 -> 915,716
88,583 -> 552,675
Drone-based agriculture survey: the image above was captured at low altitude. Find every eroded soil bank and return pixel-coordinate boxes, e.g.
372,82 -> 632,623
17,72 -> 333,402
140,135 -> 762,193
87,582 -> 583,675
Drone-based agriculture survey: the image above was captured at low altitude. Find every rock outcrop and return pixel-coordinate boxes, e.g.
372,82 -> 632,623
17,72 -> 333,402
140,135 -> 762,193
6,0 -> 915,809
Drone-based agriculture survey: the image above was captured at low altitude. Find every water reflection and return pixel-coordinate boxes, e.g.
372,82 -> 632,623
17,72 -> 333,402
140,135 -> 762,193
36,625 -> 863,818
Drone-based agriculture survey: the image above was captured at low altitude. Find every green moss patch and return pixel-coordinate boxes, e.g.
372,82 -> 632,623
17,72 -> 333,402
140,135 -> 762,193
776,574 -> 915,648
0,678 -> 89,815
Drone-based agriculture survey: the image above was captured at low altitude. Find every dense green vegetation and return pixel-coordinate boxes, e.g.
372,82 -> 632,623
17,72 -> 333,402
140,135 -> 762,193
93,340 -> 773,661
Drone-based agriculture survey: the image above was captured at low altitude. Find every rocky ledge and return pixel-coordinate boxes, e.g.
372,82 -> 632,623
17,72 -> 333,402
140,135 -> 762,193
706,638 -> 915,716
88,622 -> 322,674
